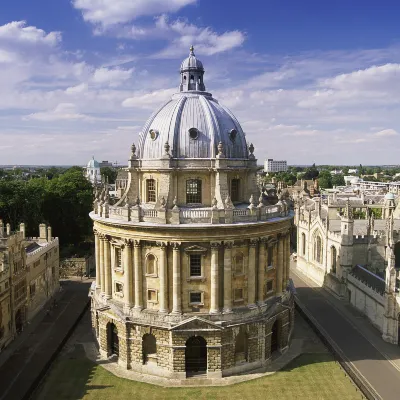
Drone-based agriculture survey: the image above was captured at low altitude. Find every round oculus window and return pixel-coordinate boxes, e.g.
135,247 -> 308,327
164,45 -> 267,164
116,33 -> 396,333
149,129 -> 158,140
229,129 -> 237,142
189,127 -> 198,140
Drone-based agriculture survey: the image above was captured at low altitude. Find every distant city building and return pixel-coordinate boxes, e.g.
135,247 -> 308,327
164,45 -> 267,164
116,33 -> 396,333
0,222 -> 59,350
99,160 -> 113,168
115,170 -> 128,199
85,156 -> 101,185
330,169 -> 343,175
264,159 -> 287,173
348,168 -> 358,174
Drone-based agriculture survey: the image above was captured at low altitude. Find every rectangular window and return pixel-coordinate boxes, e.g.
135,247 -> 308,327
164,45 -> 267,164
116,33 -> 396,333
186,179 -> 202,204
146,179 -> 156,202
234,288 -> 243,301
189,254 -> 202,276
115,248 -> 122,269
266,280 -> 274,293
189,292 -> 202,304
231,179 -> 240,202
30,283 -> 36,297
115,282 -> 123,293
147,289 -> 158,302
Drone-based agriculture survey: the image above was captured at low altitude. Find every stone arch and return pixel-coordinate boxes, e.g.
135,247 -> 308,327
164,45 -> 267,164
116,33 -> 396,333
331,246 -> 337,273
142,333 -> 157,364
145,253 -> 157,275
234,327 -> 248,363
107,322 -> 119,357
185,336 -> 207,376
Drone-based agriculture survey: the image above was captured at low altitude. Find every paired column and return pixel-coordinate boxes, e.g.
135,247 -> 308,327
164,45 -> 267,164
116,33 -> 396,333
158,242 -> 168,313
94,231 -> 101,289
276,235 -> 283,296
123,240 -> 133,307
134,240 -> 143,309
258,238 -> 266,303
99,235 -> 105,293
286,233 -> 291,288
223,241 -> 233,313
248,239 -> 257,306
172,243 -> 181,314
210,242 -> 220,314
104,236 -> 112,298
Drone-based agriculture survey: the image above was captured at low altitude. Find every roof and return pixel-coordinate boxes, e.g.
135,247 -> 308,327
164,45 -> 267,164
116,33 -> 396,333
87,156 -> 100,169
349,265 -> 385,295
180,46 -> 204,71
25,242 -> 41,253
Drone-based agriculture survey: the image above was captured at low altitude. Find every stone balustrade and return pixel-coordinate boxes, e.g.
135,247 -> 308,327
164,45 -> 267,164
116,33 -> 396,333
97,203 -> 289,225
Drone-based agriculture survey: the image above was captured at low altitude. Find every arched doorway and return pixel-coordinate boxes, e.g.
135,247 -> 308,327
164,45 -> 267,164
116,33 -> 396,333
271,320 -> 280,354
185,336 -> 207,376
107,323 -> 119,357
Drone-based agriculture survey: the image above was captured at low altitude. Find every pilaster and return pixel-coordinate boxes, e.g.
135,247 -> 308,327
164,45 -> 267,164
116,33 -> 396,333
248,239 -> 257,306
210,241 -> 221,314
223,241 -> 234,313
258,237 -> 267,303
158,242 -> 168,313
172,242 -> 182,314
134,240 -> 143,309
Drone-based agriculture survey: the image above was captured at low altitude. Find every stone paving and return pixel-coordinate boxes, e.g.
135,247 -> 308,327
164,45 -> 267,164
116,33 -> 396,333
0,279 -> 92,400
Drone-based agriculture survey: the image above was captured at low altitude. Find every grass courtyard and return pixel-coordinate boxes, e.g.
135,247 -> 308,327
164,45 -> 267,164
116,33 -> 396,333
36,347 -> 364,400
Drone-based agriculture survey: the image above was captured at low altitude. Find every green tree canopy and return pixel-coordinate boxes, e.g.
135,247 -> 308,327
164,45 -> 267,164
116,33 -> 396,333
100,167 -> 118,184
318,170 -> 332,189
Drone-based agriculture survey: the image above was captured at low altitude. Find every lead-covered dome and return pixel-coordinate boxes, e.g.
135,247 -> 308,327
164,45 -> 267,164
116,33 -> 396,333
137,47 -> 249,160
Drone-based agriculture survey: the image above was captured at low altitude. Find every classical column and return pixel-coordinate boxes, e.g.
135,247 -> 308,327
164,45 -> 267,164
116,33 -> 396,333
210,242 -> 220,314
123,240 -> 133,308
158,242 -> 168,313
276,235 -> 283,296
248,239 -> 257,306
134,240 -> 143,309
94,231 -> 101,289
282,235 -> 287,290
104,236 -> 112,298
286,233 -> 291,288
99,235 -> 105,293
223,241 -> 233,313
258,238 -> 266,303
172,243 -> 181,314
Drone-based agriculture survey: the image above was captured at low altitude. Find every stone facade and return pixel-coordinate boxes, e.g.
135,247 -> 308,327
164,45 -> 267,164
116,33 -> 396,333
0,221 -> 59,351
90,48 -> 295,379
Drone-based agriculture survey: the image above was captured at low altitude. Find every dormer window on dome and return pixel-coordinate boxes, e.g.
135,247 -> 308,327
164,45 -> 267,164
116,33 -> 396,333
149,129 -> 158,140
229,129 -> 237,142
189,127 -> 199,140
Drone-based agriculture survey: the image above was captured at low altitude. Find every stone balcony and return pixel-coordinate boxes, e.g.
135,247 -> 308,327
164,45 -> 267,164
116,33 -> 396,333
92,202 -> 290,225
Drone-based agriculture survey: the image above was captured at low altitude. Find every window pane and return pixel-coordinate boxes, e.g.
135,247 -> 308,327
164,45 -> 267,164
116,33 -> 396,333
190,254 -> 201,276
186,179 -> 202,203
190,292 -> 202,303
147,179 -> 156,202
231,179 -> 240,202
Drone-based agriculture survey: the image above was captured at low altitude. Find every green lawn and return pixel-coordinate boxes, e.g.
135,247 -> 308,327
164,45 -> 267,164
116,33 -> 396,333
37,347 -> 363,400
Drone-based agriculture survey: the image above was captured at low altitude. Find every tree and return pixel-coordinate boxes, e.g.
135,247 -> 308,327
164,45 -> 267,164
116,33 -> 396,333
332,174 -> 345,187
100,167 -> 117,184
318,171 -> 332,189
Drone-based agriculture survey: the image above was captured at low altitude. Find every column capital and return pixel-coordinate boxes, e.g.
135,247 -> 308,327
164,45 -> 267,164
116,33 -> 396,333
223,240 -> 234,249
210,241 -> 222,249
93,228 -> 99,235
171,241 -> 181,250
156,241 -> 168,249
133,239 -> 141,248
124,238 -> 133,247
249,238 -> 258,247
259,236 -> 268,244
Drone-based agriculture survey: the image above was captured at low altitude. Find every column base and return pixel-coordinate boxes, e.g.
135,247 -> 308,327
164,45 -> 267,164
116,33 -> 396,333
171,310 -> 182,315
134,305 -> 143,310
159,309 -> 169,314
209,310 -> 220,315
223,308 -> 233,314
247,303 -> 258,309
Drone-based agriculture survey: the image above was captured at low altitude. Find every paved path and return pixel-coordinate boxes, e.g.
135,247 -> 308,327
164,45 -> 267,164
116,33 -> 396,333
0,279 -> 92,400
291,265 -> 400,400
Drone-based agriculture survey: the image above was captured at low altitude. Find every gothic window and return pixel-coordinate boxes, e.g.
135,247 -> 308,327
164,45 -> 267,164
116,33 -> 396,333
234,252 -> 244,275
189,254 -> 201,277
231,179 -> 240,202
146,254 -> 156,275
301,233 -> 306,256
331,246 -> 337,273
186,179 -> 202,203
146,179 -> 156,203
314,235 -> 322,264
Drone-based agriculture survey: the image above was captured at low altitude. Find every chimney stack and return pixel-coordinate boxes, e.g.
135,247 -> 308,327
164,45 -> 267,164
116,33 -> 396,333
6,223 -> 11,236
0,220 -> 4,236
39,223 -> 47,242
47,226 -> 52,241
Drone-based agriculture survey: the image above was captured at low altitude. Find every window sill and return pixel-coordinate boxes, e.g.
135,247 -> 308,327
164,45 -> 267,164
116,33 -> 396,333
189,302 -> 204,307
114,268 -> 124,274
233,298 -> 244,304
187,276 -> 206,282
145,274 -> 158,278
267,265 -> 274,270
114,292 -> 124,298
147,300 -> 158,304
233,273 -> 245,277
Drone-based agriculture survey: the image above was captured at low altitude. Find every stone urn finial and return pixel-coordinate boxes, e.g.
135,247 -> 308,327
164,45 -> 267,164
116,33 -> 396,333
164,141 -> 170,156
212,196 -> 218,209
131,143 -> 137,158
160,196 -> 166,208
216,141 -> 225,158
172,196 -> 179,210
248,143 -> 255,159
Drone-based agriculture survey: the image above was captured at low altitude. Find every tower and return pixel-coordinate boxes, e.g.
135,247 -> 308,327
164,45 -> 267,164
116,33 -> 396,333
339,199 -> 354,279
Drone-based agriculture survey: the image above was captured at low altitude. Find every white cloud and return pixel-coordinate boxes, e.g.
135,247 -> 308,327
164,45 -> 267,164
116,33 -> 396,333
91,67 -> 134,87
23,103 -> 88,122
66,83 -> 88,94
122,88 -> 176,109
0,21 -> 61,46
73,0 -> 196,27
374,128 -> 398,137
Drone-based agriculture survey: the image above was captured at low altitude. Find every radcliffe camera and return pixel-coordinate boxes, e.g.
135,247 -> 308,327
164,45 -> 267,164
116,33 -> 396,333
0,1 -> 399,400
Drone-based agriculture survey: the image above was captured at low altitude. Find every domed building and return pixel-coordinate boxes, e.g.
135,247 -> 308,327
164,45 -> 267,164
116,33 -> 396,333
90,47 -> 294,379
85,156 -> 101,185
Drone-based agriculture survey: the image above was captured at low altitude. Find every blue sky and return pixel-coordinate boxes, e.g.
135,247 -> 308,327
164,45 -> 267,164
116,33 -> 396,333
1,0 -> 400,165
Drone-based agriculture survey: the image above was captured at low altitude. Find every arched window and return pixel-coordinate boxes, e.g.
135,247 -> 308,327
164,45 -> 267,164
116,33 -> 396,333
146,254 -> 156,275
142,333 -> 157,364
301,233 -> 306,256
331,246 -> 337,273
146,179 -> 156,202
314,235 -> 322,264
235,328 -> 248,363
186,179 -> 202,204
190,75 -> 194,83
234,252 -> 244,275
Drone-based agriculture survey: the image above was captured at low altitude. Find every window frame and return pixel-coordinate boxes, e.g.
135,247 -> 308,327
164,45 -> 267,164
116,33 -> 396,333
145,253 -> 158,277
189,254 -> 202,277
233,288 -> 244,302
114,281 -> 123,297
189,290 -> 204,306
233,252 -> 244,276
114,246 -> 123,271
146,178 -> 157,203
186,179 -> 202,204
230,178 -> 240,202
266,279 -> 274,294
147,288 -> 158,304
